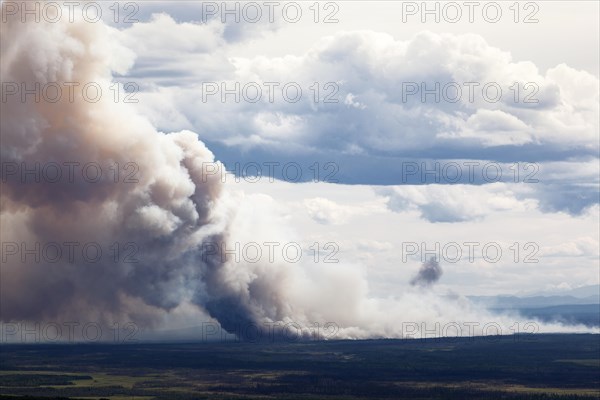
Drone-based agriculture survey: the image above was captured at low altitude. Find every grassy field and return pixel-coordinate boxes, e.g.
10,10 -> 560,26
0,334 -> 598,399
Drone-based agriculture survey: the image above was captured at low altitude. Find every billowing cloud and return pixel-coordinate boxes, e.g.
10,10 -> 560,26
304,197 -> 384,225
124,28 -> 598,154
113,20 -> 599,218
379,183 -> 535,223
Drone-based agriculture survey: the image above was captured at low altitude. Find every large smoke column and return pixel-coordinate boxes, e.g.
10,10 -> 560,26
0,5 -> 308,340
0,6 -> 226,331
410,258 -> 443,287
0,6 -> 590,341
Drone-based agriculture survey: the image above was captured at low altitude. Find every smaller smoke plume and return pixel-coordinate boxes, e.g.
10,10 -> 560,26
410,258 -> 442,287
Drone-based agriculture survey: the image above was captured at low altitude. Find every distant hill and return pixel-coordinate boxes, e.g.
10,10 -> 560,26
468,294 -> 599,309
469,285 -> 600,327
491,304 -> 600,327
469,284 -> 599,308
525,284 -> 600,298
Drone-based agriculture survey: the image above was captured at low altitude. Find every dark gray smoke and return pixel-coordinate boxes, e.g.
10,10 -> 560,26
410,258 -> 442,287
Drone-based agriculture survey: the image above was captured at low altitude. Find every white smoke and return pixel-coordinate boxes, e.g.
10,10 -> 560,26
0,6 -> 227,329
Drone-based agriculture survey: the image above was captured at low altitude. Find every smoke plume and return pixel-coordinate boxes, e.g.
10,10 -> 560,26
410,258 -> 443,287
0,6 -> 225,329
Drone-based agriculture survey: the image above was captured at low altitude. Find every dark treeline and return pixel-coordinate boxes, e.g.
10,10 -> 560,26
0,334 -> 598,399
